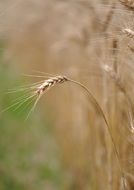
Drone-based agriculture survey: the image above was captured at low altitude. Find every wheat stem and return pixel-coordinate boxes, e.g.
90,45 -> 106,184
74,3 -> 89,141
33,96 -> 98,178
31,75 -> 126,189
66,77 -> 126,190
119,0 -> 134,10
103,65 -> 134,133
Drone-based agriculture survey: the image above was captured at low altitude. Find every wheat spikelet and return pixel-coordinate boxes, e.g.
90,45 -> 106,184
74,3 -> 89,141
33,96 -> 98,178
35,76 -> 68,96
122,28 -> 134,38
103,65 -> 123,91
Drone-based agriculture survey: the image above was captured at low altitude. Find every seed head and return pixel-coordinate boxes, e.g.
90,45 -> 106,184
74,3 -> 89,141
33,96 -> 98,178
122,28 -> 134,38
35,76 -> 68,96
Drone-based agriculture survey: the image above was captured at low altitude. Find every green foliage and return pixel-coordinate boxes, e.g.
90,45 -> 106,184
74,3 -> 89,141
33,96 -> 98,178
0,55 -> 65,189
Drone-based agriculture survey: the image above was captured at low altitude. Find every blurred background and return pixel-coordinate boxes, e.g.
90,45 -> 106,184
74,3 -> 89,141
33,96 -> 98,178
0,0 -> 134,189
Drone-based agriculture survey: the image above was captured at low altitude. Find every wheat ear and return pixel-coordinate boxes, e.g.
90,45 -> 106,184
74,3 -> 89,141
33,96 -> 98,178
23,76 -> 68,120
35,76 -> 68,96
103,65 -> 134,134
102,2 -> 116,32
122,28 -> 134,39
34,75 -> 126,189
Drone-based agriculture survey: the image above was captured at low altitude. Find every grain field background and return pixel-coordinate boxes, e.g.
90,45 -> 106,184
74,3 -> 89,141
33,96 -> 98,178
0,0 -> 134,190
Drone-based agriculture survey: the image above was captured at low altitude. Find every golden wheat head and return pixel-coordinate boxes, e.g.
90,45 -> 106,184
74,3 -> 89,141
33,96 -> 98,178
35,76 -> 68,96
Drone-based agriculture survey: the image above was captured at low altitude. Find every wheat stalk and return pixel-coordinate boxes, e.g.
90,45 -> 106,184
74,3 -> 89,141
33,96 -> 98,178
102,2 -> 116,32
103,65 -> 134,134
120,0 -> 134,10
32,75 -> 126,189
